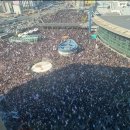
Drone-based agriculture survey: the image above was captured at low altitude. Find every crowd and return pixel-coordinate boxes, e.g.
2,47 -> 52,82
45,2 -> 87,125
42,9 -> 85,23
0,9 -> 130,130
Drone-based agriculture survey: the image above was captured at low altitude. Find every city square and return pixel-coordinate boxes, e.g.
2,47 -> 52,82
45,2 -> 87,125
0,1 -> 130,130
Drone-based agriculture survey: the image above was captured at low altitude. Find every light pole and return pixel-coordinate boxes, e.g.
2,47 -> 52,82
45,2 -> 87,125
88,6 -> 92,33
87,6 -> 93,44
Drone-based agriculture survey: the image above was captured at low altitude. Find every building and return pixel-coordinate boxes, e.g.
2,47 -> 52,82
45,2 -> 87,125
97,1 -> 111,8
13,0 -> 44,14
0,1 -> 14,13
12,1 -> 22,14
0,2 -> 4,12
93,15 -> 130,57
73,0 -> 95,9
0,0 -> 44,14
112,1 -> 128,8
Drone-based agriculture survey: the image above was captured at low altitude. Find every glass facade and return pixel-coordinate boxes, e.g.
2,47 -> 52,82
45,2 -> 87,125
98,26 -> 130,57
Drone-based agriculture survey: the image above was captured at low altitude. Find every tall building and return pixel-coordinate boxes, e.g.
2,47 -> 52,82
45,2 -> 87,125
18,0 -> 45,10
0,1 -> 14,13
0,0 -> 44,14
12,1 -> 22,14
0,2 -> 3,12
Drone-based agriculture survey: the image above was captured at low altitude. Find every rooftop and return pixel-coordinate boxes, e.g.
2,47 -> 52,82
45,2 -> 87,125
93,15 -> 130,38
100,15 -> 130,30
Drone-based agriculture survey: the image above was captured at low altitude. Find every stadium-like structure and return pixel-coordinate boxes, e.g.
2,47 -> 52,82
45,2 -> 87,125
93,15 -> 130,58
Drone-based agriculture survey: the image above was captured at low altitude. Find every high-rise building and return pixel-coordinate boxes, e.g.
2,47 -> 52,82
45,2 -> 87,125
0,1 -> 14,13
0,0 -> 44,14
12,1 -> 22,14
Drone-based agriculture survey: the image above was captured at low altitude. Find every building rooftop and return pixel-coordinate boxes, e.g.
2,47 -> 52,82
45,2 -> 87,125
100,15 -> 130,30
93,15 -> 130,38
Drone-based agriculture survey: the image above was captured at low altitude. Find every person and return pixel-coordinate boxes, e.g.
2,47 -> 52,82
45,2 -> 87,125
0,117 -> 6,130
95,43 -> 98,49
62,35 -> 69,41
18,123 -> 33,130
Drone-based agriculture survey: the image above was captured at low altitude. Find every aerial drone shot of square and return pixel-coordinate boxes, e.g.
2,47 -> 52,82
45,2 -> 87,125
0,1 -> 130,130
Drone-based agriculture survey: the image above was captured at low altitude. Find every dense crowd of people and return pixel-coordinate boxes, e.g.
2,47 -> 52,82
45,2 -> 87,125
42,9 -> 86,23
0,9 -> 130,130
